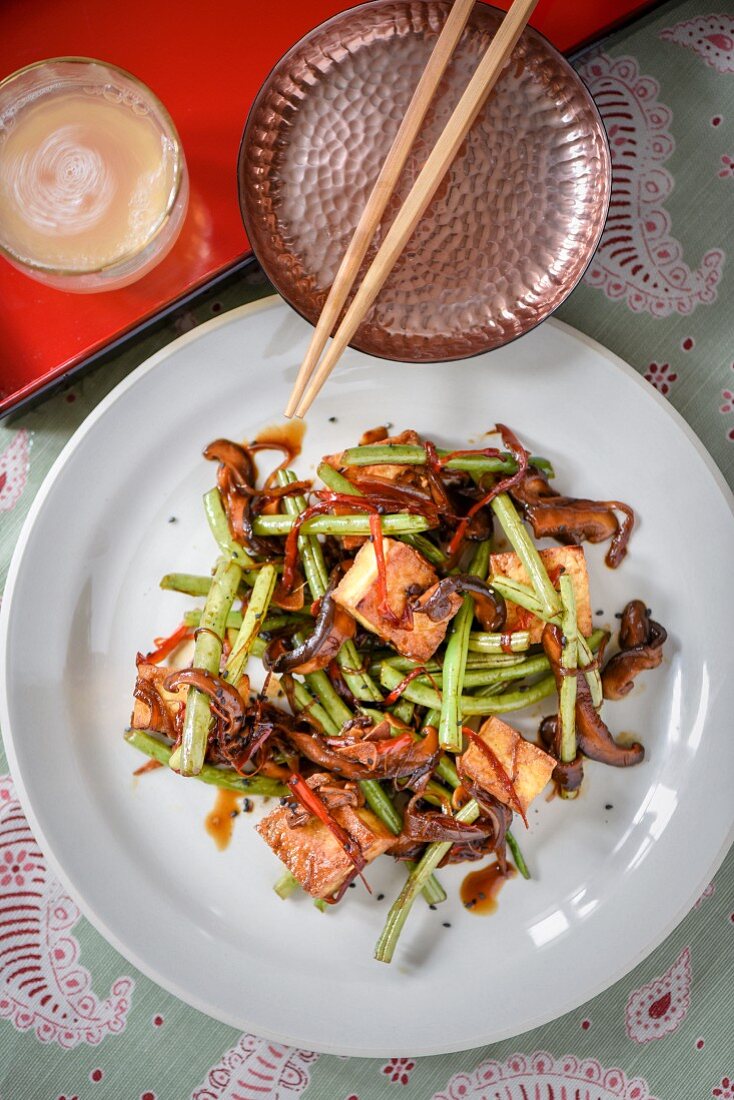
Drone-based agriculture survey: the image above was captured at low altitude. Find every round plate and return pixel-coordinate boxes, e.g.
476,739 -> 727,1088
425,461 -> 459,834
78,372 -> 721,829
238,0 -> 610,362
2,299 -> 732,1057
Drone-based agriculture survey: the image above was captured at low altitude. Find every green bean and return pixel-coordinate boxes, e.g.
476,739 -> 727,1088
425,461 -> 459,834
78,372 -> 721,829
165,572 -> 284,601
179,557 -> 242,776
274,870 -> 300,899
376,652 -> 527,675
379,663 -> 556,714
417,654 -> 552,690
375,799 -> 481,963
391,698 -> 415,725
125,730 -> 288,795
203,489 -> 257,570
399,532 -> 447,566
506,829 -> 531,879
161,572 -> 220,598
360,780 -> 403,835
558,574 -> 579,793
491,493 -> 561,620
289,679 -> 336,736
225,564 -> 277,684
489,576 -> 549,619
278,470 -> 382,704
341,444 -> 553,477
578,631 -> 604,708
317,461 -> 360,496
468,630 -> 531,654
317,461 -> 446,564
302,668 -> 351,731
438,542 -> 491,752
184,609 -> 311,637
251,513 -> 430,537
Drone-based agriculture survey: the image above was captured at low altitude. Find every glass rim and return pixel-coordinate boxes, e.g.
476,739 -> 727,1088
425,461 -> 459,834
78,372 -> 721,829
0,56 -> 186,277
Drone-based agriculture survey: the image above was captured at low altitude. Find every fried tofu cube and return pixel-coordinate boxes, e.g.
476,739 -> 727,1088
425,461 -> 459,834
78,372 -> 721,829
332,538 -> 462,662
256,803 -> 395,899
131,661 -> 188,732
460,716 -> 556,813
324,429 -> 430,488
490,545 -> 592,644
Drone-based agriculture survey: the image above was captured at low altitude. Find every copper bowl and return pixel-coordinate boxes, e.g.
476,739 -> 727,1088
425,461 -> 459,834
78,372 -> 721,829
238,0 -> 610,362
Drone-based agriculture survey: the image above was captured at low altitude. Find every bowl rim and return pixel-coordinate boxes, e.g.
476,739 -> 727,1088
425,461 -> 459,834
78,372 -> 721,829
236,0 -> 612,364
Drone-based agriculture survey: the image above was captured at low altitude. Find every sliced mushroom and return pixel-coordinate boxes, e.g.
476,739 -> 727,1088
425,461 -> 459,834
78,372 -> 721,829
602,600 -> 667,700
510,468 -> 634,568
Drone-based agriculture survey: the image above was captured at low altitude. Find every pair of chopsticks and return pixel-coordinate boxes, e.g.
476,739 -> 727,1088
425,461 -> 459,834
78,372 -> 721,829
285,0 -> 539,419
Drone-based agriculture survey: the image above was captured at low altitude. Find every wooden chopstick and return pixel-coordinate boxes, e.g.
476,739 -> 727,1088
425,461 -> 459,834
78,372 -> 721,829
294,0 -> 539,418
284,0 -> 476,417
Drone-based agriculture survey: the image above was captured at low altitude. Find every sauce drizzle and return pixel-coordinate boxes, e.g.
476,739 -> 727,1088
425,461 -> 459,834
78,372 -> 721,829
205,789 -> 242,850
460,860 -> 517,915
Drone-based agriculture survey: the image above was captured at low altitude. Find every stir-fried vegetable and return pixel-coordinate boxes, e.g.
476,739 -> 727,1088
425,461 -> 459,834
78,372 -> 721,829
125,423 -> 665,965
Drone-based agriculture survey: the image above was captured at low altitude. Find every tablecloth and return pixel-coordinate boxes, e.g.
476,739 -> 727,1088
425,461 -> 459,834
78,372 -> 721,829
1,1 -> 733,1096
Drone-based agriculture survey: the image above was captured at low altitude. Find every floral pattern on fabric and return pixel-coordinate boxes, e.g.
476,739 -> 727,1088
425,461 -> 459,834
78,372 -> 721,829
577,53 -> 725,316
695,882 -> 716,908
381,1058 -> 417,1085
0,775 -> 133,1047
644,362 -> 678,395
660,14 -> 734,72
192,1033 -> 318,1099
0,430 -> 30,512
625,947 -> 692,1044
432,1052 -> 659,1099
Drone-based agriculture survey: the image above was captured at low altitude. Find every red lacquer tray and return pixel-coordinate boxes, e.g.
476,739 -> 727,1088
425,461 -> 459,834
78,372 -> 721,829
0,0 -> 659,417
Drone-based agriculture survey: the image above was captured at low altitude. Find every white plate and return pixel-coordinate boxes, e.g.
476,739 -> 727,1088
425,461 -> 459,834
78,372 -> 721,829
2,298 -> 733,1057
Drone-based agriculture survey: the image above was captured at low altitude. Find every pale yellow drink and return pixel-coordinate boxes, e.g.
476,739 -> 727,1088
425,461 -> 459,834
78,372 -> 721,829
0,60 -> 187,291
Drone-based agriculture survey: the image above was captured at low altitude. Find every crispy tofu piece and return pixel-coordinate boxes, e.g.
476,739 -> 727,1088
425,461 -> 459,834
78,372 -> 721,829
490,545 -> 592,644
256,802 -> 395,899
332,538 -> 462,662
324,429 -> 429,487
131,661 -> 188,731
460,716 -> 556,813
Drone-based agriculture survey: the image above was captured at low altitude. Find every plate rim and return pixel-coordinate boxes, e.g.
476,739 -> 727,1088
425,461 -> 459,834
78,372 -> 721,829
1,295 -> 733,1056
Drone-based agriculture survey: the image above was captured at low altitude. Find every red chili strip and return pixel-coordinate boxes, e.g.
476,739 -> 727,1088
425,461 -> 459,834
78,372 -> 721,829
369,512 -> 401,627
463,727 -> 528,827
286,772 -> 366,873
372,732 -> 415,755
281,493 -> 380,591
436,445 -> 503,466
145,623 -> 193,664
384,666 -> 429,705
133,758 -> 164,777
447,424 -> 530,558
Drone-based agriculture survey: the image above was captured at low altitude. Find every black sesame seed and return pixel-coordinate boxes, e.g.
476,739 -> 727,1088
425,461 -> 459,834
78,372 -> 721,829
328,416 -> 337,423
442,922 -> 451,928
242,798 -> 253,813
229,809 -> 239,819
595,609 -> 604,616
614,611 -> 623,619
605,803 -> 613,810
377,893 -> 385,901
429,904 -> 437,911
167,516 -> 177,524
348,881 -> 356,889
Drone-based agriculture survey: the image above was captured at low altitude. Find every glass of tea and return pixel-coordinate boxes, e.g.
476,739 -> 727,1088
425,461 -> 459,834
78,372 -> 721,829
0,57 -> 188,292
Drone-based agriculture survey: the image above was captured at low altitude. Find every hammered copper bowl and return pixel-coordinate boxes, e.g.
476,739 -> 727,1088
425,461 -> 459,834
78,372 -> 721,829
238,0 -> 610,362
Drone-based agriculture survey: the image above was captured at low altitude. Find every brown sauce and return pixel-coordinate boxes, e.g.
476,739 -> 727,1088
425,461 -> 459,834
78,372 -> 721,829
460,860 -> 517,915
205,789 -> 242,851
254,420 -> 305,463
